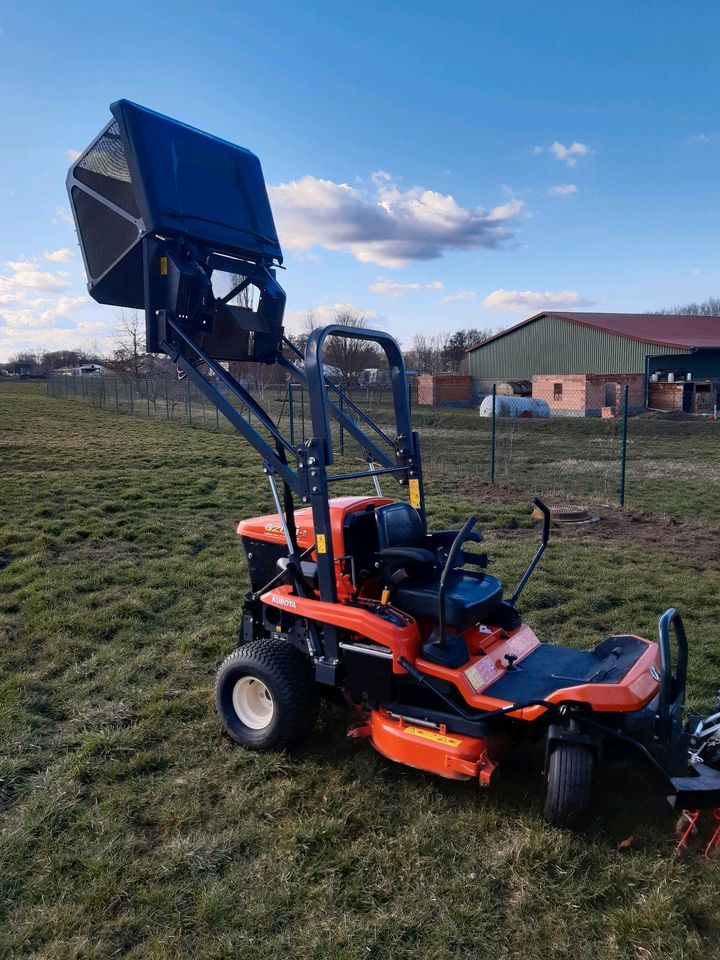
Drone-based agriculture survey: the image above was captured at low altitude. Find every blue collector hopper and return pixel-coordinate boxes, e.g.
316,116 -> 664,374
67,100 -> 283,310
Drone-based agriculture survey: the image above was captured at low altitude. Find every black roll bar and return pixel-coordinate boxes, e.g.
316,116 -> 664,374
657,608 -> 689,740
304,325 -> 413,467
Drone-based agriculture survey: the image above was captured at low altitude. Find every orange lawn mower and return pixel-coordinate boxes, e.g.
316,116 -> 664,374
67,100 -> 720,831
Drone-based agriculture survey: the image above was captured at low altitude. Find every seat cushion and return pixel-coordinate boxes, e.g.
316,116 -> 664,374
375,502 -> 425,550
395,570 -> 503,629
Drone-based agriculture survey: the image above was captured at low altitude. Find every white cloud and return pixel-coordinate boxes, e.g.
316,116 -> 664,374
43,248 -> 74,262
1,259 -> 71,292
550,141 -> 590,166
66,149 -> 81,161
268,174 -> 523,268
0,254 -> 112,360
690,134 -> 712,143
53,207 -> 74,225
442,290 -> 477,303
535,142 -> 591,167
483,288 -> 594,312
548,184 -> 577,197
369,277 -> 443,298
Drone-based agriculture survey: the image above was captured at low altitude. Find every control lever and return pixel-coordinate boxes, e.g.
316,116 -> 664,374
509,497 -> 551,607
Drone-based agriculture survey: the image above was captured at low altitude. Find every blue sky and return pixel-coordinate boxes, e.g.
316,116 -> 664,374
1,0 -> 719,360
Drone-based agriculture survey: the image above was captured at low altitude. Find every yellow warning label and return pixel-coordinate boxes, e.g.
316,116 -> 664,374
405,725 -> 461,747
408,478 -> 421,509
160,256 -> 168,276
316,533 -> 327,554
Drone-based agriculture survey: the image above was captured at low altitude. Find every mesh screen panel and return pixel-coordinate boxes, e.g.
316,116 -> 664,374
75,121 -> 141,218
211,271 -> 258,310
72,186 -> 139,279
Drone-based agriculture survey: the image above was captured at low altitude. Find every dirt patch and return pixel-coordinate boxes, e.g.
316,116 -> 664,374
451,478 -> 719,568
570,505 -> 719,566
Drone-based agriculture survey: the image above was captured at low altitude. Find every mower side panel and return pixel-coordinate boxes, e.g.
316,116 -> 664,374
238,495 -> 391,599
259,585 -> 420,670
366,709 -> 506,783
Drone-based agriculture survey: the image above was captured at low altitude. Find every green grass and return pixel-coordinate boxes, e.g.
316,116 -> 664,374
50,375 -> 720,524
2,381 -> 720,959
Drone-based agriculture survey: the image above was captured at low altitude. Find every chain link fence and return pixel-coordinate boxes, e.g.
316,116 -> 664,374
47,373 -> 720,515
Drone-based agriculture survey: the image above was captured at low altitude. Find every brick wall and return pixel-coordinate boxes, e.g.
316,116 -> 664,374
532,373 -> 645,416
585,373 -> 645,414
532,374 -> 589,416
417,375 -> 472,406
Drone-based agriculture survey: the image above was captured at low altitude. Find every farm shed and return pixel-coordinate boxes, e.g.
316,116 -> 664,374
468,313 -> 720,409
532,373 -> 645,417
417,374 -> 472,406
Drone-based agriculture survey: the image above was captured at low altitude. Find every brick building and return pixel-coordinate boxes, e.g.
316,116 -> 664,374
417,374 -> 472,406
532,373 -> 645,417
467,313 -> 720,414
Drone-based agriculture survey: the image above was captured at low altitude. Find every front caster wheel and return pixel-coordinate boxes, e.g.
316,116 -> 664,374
215,639 -> 319,750
543,741 -> 594,826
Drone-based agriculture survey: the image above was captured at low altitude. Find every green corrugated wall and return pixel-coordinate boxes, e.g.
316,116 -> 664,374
468,314 -> 685,380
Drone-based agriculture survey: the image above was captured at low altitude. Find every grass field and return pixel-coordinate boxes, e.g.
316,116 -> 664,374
2,381 -> 720,959
50,374 -> 720,523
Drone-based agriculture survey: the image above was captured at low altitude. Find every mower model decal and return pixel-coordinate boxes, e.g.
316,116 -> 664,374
409,478 -> 421,509
465,657 -> 500,692
316,534 -> 327,554
404,725 -> 462,747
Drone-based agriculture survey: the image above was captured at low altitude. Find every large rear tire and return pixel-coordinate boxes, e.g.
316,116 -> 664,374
543,741 -> 594,826
215,639 -> 319,750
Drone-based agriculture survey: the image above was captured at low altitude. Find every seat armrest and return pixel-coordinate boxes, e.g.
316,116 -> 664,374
377,546 -> 437,566
426,530 -> 460,547
428,529 -> 483,547
460,550 -> 489,568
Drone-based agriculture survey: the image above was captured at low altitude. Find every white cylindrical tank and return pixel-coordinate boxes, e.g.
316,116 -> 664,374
668,372 -> 675,383
479,396 -> 550,418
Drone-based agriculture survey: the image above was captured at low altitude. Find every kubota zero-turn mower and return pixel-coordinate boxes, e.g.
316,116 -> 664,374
67,100 -> 720,826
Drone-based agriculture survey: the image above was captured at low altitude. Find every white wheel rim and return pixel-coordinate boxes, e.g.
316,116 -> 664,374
232,676 -> 274,730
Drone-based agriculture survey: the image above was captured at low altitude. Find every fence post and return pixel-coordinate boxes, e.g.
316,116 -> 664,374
406,374 -> 412,419
288,384 -> 295,446
490,383 -> 497,484
146,380 -> 151,416
114,378 -> 119,411
619,384 -> 629,507
339,390 -> 345,455
129,379 -> 134,414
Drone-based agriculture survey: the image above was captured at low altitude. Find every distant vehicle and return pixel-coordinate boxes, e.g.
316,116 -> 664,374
358,367 -> 389,387
56,363 -> 108,377
289,361 -> 344,383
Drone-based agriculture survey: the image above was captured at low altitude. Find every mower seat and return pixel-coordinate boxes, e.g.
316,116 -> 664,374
394,569 -> 503,630
374,502 -> 503,629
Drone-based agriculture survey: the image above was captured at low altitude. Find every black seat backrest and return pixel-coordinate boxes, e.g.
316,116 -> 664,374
375,502 -> 425,551
343,508 -> 380,577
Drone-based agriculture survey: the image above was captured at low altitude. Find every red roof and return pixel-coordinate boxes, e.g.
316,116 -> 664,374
468,312 -> 720,351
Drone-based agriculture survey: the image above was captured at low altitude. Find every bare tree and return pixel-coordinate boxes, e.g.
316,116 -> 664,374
321,308 -> 380,384
654,297 -> 720,316
108,310 -> 145,378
